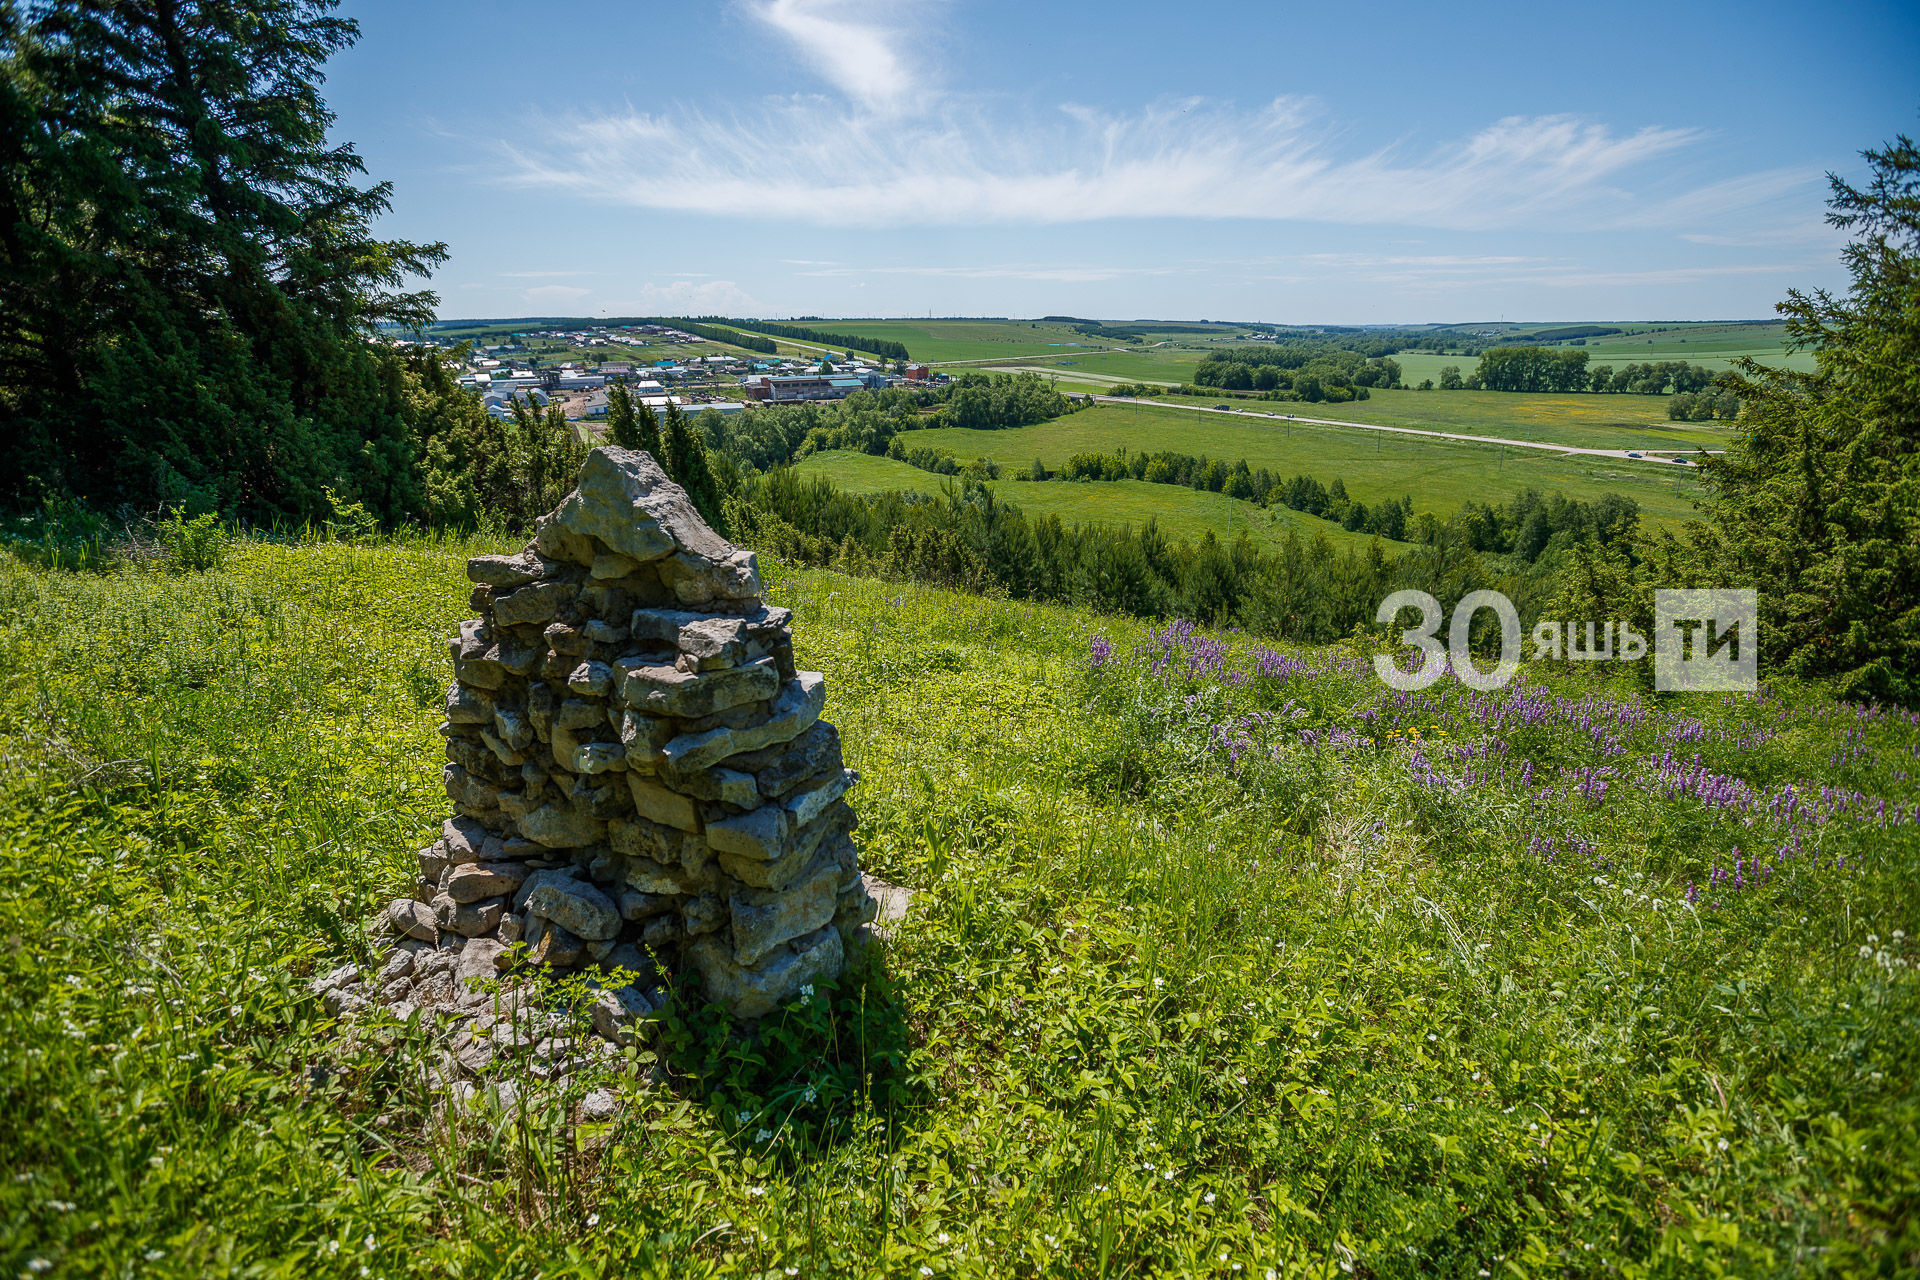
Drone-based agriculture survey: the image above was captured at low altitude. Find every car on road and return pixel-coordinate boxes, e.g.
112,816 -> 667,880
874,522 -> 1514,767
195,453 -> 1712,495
1627,451 -> 1644,458
1213,403 -> 1232,411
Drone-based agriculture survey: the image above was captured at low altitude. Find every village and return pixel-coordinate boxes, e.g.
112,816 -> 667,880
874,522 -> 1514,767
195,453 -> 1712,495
438,320 -> 944,425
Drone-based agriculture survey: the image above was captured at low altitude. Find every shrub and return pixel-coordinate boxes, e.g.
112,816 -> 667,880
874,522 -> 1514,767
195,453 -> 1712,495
155,508 -> 228,573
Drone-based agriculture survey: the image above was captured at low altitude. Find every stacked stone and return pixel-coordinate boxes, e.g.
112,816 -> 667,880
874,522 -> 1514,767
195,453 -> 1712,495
387,446 -> 874,1024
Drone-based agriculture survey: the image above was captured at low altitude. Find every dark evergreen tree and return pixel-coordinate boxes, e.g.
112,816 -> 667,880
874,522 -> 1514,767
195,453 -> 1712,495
0,0 -> 446,521
605,383 -> 639,450
634,400 -> 664,461
1675,134 -> 1920,704
661,403 -> 725,530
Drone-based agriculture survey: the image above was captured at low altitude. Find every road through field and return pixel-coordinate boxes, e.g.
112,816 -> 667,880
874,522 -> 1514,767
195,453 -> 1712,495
1087,395 -> 1716,464
970,364 -> 1176,385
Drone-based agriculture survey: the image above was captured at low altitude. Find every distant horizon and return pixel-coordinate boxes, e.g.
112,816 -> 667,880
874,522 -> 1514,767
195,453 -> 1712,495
412,315 -> 1789,330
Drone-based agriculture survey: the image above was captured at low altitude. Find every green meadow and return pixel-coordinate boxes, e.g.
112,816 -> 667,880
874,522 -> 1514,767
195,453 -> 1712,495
3,537 -> 1914,1277
907,404 -> 1709,528
1390,323 -> 1811,385
1578,321 -> 1815,373
1198,388 -> 1732,452
787,320 -> 1123,363
793,451 -> 1381,554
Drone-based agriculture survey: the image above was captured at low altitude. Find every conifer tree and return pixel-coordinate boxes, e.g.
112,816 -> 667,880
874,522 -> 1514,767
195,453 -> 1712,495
661,403 -> 725,530
633,400 -> 664,462
1682,134 -> 1920,705
0,0 -> 446,520
605,384 -> 639,450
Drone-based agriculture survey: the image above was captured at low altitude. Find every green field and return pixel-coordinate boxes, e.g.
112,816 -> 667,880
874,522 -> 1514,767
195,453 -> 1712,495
1390,322 -> 1810,384
793,451 -> 1381,553
782,320 -> 1119,363
1194,387 -> 1731,452
994,348 -> 1208,383
906,403 -> 1708,529
5,537 -> 1914,1275
1578,321 -> 1814,373
775,319 -> 1255,365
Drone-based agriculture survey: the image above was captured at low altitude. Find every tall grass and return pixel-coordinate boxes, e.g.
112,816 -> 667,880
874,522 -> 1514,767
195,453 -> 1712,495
0,536 -> 1914,1277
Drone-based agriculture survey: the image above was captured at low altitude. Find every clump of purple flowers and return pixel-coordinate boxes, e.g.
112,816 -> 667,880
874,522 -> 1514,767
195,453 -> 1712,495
1144,619 -> 1230,682
1081,618 -> 1918,912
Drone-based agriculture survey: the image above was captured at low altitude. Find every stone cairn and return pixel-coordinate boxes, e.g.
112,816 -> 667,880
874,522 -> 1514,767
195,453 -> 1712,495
315,447 -> 875,1059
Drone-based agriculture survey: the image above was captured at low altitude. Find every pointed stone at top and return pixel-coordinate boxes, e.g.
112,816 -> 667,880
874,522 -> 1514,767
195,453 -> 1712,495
554,447 -> 729,566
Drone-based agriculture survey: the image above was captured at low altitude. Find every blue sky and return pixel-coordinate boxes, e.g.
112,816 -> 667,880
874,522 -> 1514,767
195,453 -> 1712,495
326,0 -> 1920,324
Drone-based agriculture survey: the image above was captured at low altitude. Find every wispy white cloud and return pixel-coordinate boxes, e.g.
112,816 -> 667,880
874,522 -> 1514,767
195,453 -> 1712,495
487,0 -> 1822,311
1680,218 -> 1844,249
499,270 -> 597,278
504,92 -> 1718,232
1617,166 -> 1823,228
746,0 -> 929,112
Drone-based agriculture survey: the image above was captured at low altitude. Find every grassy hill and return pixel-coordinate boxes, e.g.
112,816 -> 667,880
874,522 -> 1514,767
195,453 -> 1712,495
794,451 -> 1384,554
3,537 -> 1915,1275
907,403 -> 1709,529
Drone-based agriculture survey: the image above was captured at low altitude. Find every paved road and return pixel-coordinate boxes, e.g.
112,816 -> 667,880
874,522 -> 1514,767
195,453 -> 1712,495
1087,395 -> 1716,464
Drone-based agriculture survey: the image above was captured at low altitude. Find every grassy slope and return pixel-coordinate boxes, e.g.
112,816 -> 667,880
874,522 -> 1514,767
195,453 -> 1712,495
908,404 -> 1709,528
794,451 -> 1383,554
2,539 -> 1915,1277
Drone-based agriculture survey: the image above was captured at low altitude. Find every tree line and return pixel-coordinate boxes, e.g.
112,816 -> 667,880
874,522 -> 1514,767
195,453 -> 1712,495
701,318 -> 910,362
1037,447 -> 1635,561
1190,345 -> 1402,402
707,373 -> 1076,474
650,320 -> 777,354
893,443 -> 1001,481
724,470 -> 1574,645
1447,347 -> 1724,396
1666,390 -> 1743,421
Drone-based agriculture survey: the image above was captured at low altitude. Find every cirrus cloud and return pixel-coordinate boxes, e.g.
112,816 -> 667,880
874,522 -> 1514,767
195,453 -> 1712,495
504,96 -> 1721,232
